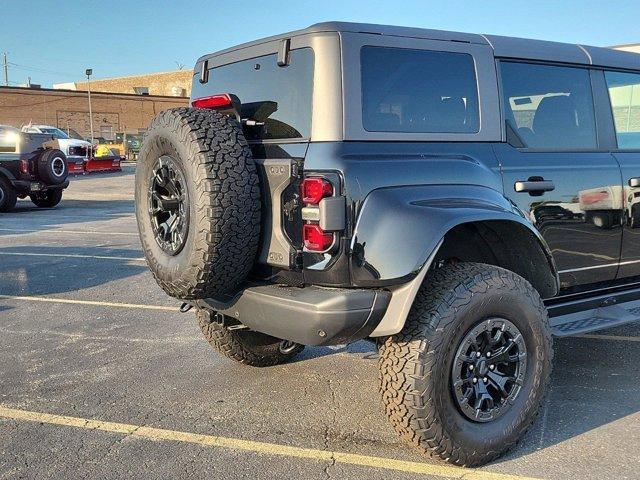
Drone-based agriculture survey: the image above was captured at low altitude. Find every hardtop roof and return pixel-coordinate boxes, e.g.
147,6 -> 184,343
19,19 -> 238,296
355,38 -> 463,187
198,21 -> 640,71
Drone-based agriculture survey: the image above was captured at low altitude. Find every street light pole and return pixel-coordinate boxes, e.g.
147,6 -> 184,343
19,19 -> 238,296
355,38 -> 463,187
3,52 -> 9,86
86,68 -> 94,144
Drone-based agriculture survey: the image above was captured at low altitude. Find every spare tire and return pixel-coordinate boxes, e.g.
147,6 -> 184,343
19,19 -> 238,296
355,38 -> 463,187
37,149 -> 68,185
135,107 -> 261,300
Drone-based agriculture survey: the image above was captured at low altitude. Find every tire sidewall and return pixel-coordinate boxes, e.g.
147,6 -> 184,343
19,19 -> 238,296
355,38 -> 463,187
38,149 -> 68,185
31,189 -> 63,208
136,127 -> 197,286
0,176 -> 17,212
0,179 -> 6,207
431,279 -> 551,454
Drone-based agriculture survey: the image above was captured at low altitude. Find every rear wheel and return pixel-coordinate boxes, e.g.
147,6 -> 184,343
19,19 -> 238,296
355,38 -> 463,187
378,262 -> 552,467
0,177 -> 17,212
196,309 -> 304,367
30,189 -> 63,208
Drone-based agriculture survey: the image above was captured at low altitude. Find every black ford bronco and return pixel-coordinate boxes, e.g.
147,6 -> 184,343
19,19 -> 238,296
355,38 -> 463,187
135,22 -> 640,466
0,125 -> 69,212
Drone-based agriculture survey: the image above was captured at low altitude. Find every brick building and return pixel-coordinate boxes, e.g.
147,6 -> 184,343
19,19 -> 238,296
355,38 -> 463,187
54,70 -> 193,98
0,86 -> 188,139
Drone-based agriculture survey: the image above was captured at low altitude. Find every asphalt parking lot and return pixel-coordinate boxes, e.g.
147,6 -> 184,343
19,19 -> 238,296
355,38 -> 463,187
1,165 -> 639,480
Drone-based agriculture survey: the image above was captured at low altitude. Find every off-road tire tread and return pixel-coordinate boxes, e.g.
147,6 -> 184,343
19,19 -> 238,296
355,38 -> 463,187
30,189 -> 63,208
137,107 -> 260,300
378,262 -> 553,467
196,309 -> 304,367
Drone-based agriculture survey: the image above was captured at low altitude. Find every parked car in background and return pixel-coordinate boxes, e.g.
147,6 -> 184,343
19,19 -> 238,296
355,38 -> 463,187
21,124 -> 91,173
0,125 -> 69,211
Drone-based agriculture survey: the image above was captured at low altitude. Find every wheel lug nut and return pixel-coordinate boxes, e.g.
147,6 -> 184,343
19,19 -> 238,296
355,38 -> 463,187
473,378 -> 478,384
489,365 -> 495,371
483,377 -> 488,383
486,352 -> 491,358
469,365 -> 474,371
476,352 -> 482,358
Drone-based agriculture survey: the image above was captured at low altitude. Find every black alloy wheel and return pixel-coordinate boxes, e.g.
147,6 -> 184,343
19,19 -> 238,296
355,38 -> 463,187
451,318 -> 527,423
148,155 -> 189,255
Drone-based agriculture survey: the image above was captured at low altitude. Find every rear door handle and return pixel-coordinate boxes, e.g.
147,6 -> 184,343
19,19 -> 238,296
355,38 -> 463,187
514,180 -> 555,193
629,177 -> 640,187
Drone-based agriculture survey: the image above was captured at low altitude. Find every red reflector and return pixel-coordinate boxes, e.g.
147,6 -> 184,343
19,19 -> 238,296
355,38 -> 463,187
301,177 -> 333,205
303,224 -> 333,251
191,94 -> 232,109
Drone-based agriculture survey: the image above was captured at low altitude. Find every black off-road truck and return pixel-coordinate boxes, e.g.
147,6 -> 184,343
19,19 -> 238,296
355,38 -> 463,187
0,126 -> 69,211
135,23 -> 640,466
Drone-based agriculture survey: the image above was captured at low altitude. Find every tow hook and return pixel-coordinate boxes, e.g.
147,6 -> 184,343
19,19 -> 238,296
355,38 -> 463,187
179,302 -> 193,313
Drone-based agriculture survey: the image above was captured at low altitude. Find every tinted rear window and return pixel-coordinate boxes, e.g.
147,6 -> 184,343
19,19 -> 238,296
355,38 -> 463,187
361,46 -> 480,133
195,48 -> 313,141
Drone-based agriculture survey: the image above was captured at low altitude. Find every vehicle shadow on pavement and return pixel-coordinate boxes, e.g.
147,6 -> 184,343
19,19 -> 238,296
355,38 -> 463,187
296,340 -> 378,362
0,199 -> 135,238
498,325 -> 640,464
0,245 -> 147,296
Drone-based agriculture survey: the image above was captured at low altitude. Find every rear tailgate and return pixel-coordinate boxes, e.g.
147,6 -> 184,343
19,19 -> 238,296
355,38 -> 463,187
191,47 -> 315,272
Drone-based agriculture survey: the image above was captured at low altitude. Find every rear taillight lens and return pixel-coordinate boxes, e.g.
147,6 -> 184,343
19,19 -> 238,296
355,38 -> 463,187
191,94 -> 233,109
19,159 -> 29,174
303,224 -> 333,251
301,177 -> 333,205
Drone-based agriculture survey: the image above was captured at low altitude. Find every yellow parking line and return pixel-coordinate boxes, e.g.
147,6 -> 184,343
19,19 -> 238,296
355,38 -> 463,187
0,252 -> 145,261
0,228 -> 138,237
0,405 -> 541,480
0,294 -> 175,311
574,334 -> 640,343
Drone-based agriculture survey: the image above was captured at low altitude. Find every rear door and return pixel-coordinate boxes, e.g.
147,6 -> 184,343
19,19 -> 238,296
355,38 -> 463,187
603,70 -> 640,282
495,61 -> 623,293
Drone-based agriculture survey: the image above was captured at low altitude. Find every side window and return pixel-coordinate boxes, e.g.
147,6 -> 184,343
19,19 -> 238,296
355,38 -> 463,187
605,71 -> 640,150
360,46 -> 480,133
500,62 -> 597,149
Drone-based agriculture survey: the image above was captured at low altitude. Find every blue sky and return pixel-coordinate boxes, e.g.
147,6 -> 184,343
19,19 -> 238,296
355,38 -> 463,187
1,0 -> 639,87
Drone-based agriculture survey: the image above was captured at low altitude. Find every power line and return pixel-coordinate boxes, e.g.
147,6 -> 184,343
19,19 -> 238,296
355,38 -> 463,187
7,62 -> 70,77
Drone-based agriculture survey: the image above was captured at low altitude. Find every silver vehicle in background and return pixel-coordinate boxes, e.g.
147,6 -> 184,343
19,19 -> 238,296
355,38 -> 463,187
21,124 -> 91,171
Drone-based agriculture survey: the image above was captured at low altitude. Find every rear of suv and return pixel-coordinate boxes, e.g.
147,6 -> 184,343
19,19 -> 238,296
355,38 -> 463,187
0,125 -> 69,211
135,23 -> 640,466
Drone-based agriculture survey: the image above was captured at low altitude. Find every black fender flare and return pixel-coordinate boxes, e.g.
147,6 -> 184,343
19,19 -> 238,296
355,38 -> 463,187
350,184 -> 559,296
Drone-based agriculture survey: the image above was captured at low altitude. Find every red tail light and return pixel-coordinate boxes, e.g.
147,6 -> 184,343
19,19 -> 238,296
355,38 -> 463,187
191,94 -> 233,109
303,224 -> 333,251
19,158 -> 29,174
301,177 -> 333,205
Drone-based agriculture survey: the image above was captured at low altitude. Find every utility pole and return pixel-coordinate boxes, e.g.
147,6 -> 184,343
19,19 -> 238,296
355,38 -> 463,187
86,68 -> 94,144
3,52 -> 8,86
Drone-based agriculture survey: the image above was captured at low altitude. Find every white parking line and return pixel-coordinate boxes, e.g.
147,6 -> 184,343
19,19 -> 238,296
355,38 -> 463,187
0,294 -> 175,311
573,334 -> 640,343
0,228 -> 138,237
0,252 -> 145,261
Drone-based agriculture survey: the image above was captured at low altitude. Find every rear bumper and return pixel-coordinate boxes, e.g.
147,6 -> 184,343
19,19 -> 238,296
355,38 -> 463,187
10,179 -> 69,193
196,284 -> 391,346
